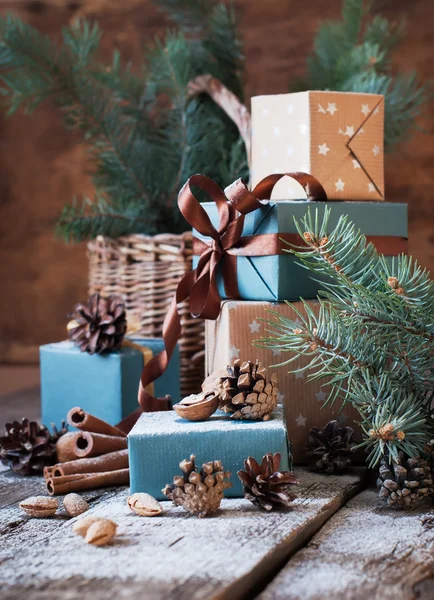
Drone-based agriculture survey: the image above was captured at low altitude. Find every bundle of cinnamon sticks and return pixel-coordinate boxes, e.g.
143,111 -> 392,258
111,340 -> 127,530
44,407 -> 129,495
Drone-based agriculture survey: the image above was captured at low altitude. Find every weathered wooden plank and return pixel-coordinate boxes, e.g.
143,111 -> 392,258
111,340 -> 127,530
259,489 -> 434,600
0,468 -> 365,600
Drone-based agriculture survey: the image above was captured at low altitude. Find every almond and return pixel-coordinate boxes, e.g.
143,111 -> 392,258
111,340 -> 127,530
19,496 -> 58,518
127,493 -> 163,517
85,519 -> 117,546
63,493 -> 89,517
72,516 -> 104,537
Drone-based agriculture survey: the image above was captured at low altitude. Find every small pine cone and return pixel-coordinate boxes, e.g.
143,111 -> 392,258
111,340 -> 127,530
216,359 -> 279,421
162,455 -> 232,518
306,420 -> 355,474
68,293 -> 127,354
377,452 -> 434,510
0,419 -> 68,475
238,453 -> 298,511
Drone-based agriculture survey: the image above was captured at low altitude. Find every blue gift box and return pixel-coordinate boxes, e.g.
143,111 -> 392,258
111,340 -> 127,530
193,201 -> 407,301
128,406 -> 292,499
40,338 -> 180,428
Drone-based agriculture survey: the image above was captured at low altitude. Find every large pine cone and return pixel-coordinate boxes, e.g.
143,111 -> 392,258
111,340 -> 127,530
238,452 -> 298,511
216,359 -> 279,421
306,420 -> 355,474
0,419 -> 68,475
68,293 -> 127,354
377,451 -> 434,509
162,454 -> 232,518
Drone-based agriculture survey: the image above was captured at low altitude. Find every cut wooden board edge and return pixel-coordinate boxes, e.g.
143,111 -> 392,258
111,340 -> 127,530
259,488 -> 434,600
220,467 -> 368,600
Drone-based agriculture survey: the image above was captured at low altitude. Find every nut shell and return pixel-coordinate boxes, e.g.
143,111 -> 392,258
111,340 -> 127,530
127,493 -> 163,517
85,519 -> 117,546
173,392 -> 219,421
63,493 -> 89,517
72,516 -> 103,537
19,496 -> 58,518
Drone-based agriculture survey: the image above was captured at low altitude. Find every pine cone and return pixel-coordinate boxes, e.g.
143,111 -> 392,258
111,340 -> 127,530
377,452 -> 434,509
0,419 -> 68,475
238,452 -> 298,511
216,359 -> 279,420
306,420 -> 355,474
68,293 -> 127,354
162,454 -> 232,517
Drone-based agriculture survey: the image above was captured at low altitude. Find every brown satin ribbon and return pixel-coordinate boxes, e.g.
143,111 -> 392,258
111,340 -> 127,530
193,234 -> 408,257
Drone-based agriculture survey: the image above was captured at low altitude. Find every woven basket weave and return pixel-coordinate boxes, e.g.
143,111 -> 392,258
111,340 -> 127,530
87,232 -> 204,398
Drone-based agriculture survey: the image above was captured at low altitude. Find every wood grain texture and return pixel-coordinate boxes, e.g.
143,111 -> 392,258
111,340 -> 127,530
0,0 -> 432,351
0,467 -> 366,599
259,489 -> 434,600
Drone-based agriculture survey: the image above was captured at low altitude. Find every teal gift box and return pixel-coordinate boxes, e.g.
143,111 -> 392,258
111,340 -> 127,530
128,406 -> 292,499
40,338 -> 180,428
193,201 -> 407,301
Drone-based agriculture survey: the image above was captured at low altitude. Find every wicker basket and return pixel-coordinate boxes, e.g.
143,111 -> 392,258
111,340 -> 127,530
87,232 -> 204,398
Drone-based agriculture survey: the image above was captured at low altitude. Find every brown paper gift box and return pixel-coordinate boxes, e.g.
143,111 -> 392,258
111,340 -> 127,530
251,91 -> 384,202
205,300 -> 361,464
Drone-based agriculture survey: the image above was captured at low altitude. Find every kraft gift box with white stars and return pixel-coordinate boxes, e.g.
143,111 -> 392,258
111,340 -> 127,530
251,90 -> 384,201
205,300 -> 361,464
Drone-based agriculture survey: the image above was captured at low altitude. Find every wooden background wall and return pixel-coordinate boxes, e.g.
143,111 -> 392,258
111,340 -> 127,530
0,0 -> 433,360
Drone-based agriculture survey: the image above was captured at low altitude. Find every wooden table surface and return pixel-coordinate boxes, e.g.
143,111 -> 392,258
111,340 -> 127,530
1,465 -> 433,600
1,370 -> 433,599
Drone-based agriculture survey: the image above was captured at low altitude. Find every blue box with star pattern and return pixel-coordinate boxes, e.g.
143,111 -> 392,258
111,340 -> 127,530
40,338 -> 180,428
128,406 -> 292,499
193,201 -> 407,301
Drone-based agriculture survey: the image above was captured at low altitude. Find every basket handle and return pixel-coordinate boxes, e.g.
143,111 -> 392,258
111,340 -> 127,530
187,75 -> 251,166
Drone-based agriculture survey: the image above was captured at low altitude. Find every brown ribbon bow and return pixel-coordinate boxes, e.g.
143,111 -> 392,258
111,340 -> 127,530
114,172 -> 326,431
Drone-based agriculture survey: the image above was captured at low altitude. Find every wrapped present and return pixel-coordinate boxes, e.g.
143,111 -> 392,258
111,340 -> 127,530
193,197 -> 407,301
205,300 -> 361,463
128,405 -> 291,499
40,338 -> 180,429
251,91 -> 384,201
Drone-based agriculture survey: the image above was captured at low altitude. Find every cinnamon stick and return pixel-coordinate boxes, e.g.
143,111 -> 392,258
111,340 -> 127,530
67,407 -> 126,438
44,466 -> 54,479
74,431 -> 127,458
56,432 -> 84,462
56,431 -> 127,462
49,449 -> 128,478
45,468 -> 130,495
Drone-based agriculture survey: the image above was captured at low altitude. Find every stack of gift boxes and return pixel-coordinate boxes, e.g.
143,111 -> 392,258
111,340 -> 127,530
41,90 -> 408,497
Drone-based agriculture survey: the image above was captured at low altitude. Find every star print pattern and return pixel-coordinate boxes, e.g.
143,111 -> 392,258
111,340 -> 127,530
368,182 -> 376,193
248,320 -> 261,333
335,178 -> 345,192
318,143 -> 330,156
251,91 -> 384,200
296,414 -> 307,427
315,390 -> 327,403
295,370 -> 305,379
229,344 -> 240,359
